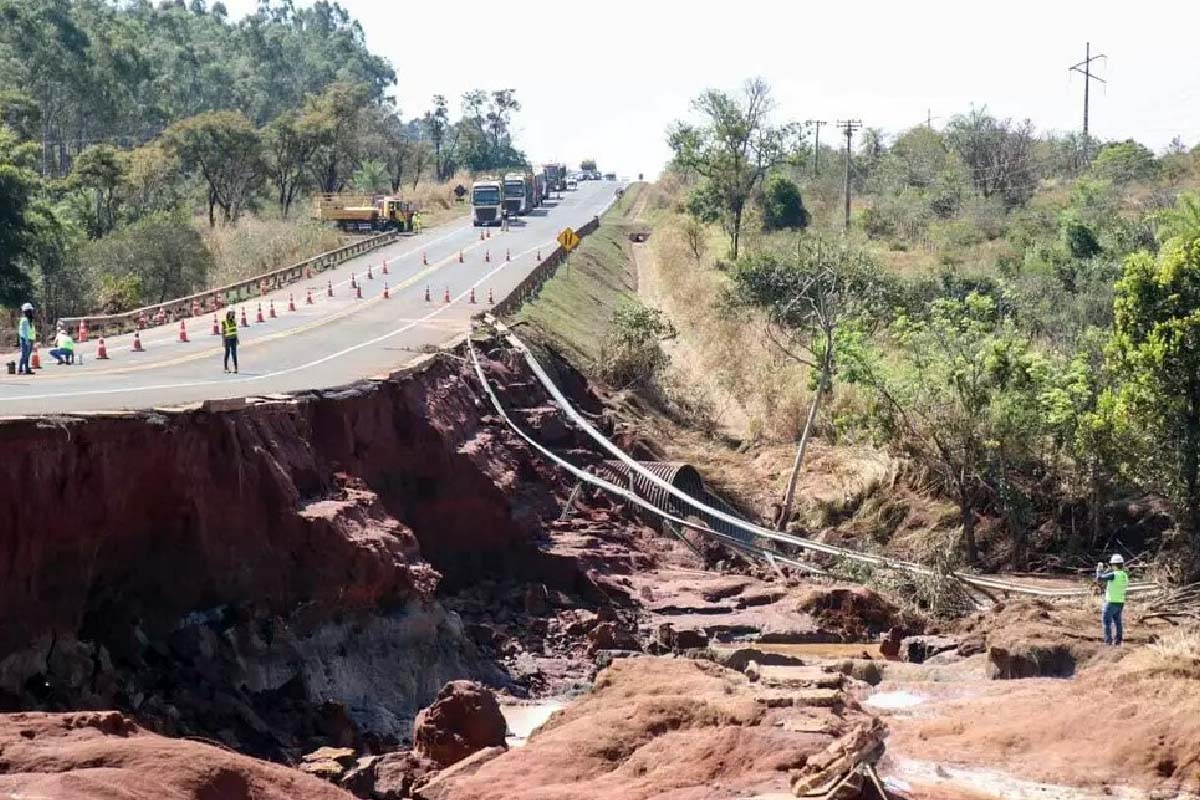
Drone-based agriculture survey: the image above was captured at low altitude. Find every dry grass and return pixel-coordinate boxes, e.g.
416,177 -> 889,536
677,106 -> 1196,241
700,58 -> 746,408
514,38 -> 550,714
1131,628 -> 1200,679
197,215 -> 343,288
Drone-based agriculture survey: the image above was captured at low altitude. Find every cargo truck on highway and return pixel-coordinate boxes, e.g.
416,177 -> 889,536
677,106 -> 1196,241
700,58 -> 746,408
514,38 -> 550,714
471,178 -> 504,226
542,163 -> 567,192
315,194 -> 416,233
580,159 -> 597,180
503,171 -> 538,216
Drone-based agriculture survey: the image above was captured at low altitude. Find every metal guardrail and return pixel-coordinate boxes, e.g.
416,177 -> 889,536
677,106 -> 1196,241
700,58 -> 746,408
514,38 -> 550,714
57,230 -> 401,338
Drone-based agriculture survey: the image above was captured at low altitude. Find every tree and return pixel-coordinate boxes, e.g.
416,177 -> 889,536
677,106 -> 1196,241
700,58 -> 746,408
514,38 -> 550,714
64,144 -> 127,238
843,293 -> 1051,563
725,237 -> 878,529
668,78 -> 803,258
80,211 -> 212,308
423,94 -> 450,180
0,139 -> 39,306
1154,192 -> 1200,244
164,111 -> 264,226
1092,140 -> 1158,185
263,109 -> 322,217
305,81 -> 371,193
760,174 -> 809,231
1108,234 -> 1200,553
944,106 -> 1037,206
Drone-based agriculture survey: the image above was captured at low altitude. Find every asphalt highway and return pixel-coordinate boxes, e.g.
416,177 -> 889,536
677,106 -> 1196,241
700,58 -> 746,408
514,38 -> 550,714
0,180 -> 621,416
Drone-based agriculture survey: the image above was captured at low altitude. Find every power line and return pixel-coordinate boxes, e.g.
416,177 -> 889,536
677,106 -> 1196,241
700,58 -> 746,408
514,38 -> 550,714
1068,41 -> 1106,159
837,119 -> 862,232
805,119 -> 827,176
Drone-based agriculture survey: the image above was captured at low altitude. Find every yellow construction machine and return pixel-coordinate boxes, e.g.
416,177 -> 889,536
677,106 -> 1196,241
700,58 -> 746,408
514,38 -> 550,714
314,194 -> 417,233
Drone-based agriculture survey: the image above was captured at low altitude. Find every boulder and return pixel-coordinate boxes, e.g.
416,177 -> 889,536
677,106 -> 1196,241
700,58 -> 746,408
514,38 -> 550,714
987,644 -> 1077,679
413,681 -> 507,767
341,750 -> 437,799
902,634 -> 961,664
586,622 -> 640,653
879,627 -> 904,660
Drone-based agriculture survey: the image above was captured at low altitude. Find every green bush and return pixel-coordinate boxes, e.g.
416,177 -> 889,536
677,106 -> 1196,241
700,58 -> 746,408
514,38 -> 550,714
759,174 -> 809,231
595,300 -> 676,389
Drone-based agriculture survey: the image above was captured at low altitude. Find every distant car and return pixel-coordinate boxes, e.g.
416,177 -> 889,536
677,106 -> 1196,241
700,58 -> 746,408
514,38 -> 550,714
604,173 -> 617,181
567,179 -> 578,189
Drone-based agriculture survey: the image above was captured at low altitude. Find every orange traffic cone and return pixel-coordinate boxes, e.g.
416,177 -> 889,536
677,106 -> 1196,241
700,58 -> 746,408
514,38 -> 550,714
469,287 -> 476,304
382,261 -> 389,275
178,319 -> 189,343
256,303 -> 265,323
505,248 -> 511,262
367,264 -> 373,280
383,282 -> 390,299
485,250 -> 491,263
458,250 -> 464,263
537,249 -> 541,260
488,287 -> 494,304
351,273 -> 357,289
31,345 -> 42,369
356,284 -> 363,299
327,280 -> 334,298
269,300 -> 277,319
131,332 -> 144,352
240,307 -> 249,328
443,287 -> 451,304
423,252 -> 428,266
96,337 -> 109,360
305,266 -> 312,279
78,319 -> 89,343
306,288 -> 314,305
288,293 -> 296,312
212,314 -> 219,335
480,229 -> 485,241
424,285 -> 431,303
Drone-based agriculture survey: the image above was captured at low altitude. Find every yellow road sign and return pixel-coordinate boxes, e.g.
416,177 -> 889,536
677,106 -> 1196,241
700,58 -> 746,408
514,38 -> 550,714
557,227 -> 581,252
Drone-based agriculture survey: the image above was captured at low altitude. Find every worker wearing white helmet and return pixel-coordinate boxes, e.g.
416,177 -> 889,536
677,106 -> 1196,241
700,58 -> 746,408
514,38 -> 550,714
1095,553 -> 1129,645
16,302 -> 36,376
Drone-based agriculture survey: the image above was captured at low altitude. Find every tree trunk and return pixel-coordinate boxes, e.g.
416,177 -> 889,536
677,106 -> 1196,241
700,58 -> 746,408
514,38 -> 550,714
730,205 -> 743,260
208,189 -> 217,228
777,365 -> 829,531
960,488 -> 978,564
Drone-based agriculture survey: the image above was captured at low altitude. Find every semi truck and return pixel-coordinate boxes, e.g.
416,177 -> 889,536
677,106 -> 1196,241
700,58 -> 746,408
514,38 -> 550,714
471,178 -> 504,226
314,194 -> 416,232
502,171 -> 540,216
542,163 -> 567,191
580,159 -> 597,179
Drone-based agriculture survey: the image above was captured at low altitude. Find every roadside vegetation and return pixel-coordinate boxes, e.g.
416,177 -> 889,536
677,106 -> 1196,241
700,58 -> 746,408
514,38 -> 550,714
650,80 -> 1200,577
0,1 -> 530,328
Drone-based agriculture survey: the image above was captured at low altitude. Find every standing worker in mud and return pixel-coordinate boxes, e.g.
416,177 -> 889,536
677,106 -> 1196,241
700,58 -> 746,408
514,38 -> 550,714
1096,554 -> 1129,645
221,309 -> 239,374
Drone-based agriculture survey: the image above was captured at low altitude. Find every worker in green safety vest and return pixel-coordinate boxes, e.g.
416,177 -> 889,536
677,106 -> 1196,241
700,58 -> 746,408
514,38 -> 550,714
1095,553 -> 1129,645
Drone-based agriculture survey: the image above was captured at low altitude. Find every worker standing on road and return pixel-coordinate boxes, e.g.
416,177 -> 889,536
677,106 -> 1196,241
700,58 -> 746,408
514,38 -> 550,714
500,208 -> 510,232
49,324 -> 75,365
414,210 -> 424,233
16,302 -> 36,375
1096,554 -> 1129,645
221,310 -> 239,374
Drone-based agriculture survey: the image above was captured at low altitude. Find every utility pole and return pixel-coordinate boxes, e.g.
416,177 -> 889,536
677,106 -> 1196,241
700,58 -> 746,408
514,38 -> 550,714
1069,42 -> 1106,161
838,119 -> 861,232
805,119 -> 826,176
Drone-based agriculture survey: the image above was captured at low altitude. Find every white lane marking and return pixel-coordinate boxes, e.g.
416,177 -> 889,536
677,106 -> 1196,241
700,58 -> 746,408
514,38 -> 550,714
1,239 -> 555,403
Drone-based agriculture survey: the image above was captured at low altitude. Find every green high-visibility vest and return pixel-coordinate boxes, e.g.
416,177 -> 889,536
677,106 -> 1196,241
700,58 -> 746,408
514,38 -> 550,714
1106,570 -> 1129,603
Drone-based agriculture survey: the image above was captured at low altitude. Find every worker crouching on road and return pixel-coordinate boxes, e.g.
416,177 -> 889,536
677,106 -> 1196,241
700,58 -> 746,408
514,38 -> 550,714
16,302 -> 36,375
1096,553 -> 1129,645
221,310 -> 239,374
50,324 -> 75,365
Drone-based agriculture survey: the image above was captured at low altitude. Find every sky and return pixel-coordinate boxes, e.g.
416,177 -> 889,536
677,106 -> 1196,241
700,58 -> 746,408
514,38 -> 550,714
223,0 -> 1200,178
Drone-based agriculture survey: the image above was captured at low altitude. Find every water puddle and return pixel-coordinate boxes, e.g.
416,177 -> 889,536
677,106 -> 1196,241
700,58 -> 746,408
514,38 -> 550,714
500,700 -> 567,747
863,690 -> 925,710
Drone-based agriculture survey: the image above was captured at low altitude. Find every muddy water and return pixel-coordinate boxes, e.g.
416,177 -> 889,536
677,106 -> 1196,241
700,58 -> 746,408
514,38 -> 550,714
712,642 -> 882,659
499,701 -> 567,747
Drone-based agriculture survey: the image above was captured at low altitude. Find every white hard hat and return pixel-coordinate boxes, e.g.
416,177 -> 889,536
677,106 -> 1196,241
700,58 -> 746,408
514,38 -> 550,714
20,302 -> 33,312
1110,554 -> 1125,565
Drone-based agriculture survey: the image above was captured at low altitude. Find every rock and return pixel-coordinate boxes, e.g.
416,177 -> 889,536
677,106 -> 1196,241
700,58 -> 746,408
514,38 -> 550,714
339,755 -> 380,796
303,746 -> 357,768
987,644 -> 1077,679
413,681 -> 507,767
523,584 -> 550,616
414,746 -> 506,800
344,750 -> 437,800
717,647 -> 805,672
673,629 -> 708,652
880,626 -> 904,660
586,622 -> 640,653
0,711 -> 350,800
902,634 -> 961,664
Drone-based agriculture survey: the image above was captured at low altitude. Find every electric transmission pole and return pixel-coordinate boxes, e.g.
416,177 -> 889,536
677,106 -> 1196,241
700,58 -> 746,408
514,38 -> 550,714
806,119 -> 826,176
838,119 -> 861,232
1069,42 -> 1106,161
